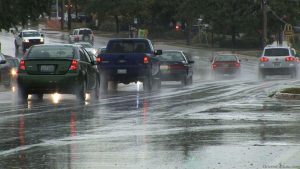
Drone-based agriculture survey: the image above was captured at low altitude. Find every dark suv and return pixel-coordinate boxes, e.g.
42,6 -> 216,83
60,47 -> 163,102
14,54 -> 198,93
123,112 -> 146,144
97,38 -> 162,92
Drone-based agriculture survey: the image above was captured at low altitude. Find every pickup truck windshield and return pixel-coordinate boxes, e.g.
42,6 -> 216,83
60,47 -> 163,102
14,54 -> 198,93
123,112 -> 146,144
107,41 -> 150,53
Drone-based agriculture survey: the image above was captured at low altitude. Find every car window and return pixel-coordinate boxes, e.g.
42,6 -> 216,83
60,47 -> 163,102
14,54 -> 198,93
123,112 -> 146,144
79,29 -> 92,35
28,46 -> 75,59
215,55 -> 237,61
160,51 -> 185,62
22,31 -> 41,37
108,41 -> 150,53
264,48 -> 290,56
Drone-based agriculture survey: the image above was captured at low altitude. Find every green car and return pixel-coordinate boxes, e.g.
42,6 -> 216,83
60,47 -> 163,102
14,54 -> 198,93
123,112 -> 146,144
17,44 -> 100,101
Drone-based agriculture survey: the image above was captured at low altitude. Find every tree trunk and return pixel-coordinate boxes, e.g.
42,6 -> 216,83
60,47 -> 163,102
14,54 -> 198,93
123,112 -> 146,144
231,25 -> 236,48
60,0 -> 64,30
115,15 -> 119,34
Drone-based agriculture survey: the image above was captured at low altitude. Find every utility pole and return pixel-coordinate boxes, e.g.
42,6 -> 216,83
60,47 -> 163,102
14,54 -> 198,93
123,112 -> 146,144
262,0 -> 268,47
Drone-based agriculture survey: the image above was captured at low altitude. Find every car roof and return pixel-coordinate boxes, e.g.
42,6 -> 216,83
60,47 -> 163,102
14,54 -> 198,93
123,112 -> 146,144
32,44 -> 78,48
74,28 -> 92,31
264,45 -> 291,49
21,29 -> 39,32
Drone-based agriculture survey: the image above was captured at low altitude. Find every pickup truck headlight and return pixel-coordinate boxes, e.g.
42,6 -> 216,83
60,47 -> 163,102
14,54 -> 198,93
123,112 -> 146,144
23,39 -> 29,43
40,38 -> 44,43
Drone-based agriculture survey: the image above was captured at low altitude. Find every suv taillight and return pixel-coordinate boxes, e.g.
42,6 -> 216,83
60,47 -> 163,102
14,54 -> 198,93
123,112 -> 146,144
69,60 -> 78,71
96,57 -> 102,63
144,56 -> 149,64
285,56 -> 295,62
260,57 -> 269,62
19,60 -> 26,70
212,63 -> 217,69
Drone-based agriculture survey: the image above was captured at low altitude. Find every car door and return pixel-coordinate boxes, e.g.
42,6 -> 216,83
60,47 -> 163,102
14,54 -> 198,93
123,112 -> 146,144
79,49 -> 97,90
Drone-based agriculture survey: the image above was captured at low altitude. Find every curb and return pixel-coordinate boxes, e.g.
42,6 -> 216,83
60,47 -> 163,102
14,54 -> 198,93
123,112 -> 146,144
274,92 -> 300,100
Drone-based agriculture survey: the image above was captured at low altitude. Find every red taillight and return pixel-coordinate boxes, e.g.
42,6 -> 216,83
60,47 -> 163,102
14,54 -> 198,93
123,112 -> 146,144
19,60 -> 26,70
96,57 -> 102,63
285,56 -> 295,62
235,62 -> 240,67
212,63 -> 217,69
69,60 -> 78,71
260,57 -> 269,62
144,56 -> 149,64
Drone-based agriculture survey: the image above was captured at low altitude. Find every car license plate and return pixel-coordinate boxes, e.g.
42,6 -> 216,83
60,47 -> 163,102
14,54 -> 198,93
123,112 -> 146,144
40,65 -> 55,72
160,65 -> 169,70
117,69 -> 127,74
273,62 -> 281,67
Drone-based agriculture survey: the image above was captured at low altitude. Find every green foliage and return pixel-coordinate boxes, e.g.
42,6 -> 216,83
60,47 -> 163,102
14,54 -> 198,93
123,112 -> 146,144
0,0 -> 51,30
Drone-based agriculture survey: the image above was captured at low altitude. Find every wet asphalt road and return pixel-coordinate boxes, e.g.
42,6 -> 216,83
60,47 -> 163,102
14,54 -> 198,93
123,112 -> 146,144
1,31 -> 300,169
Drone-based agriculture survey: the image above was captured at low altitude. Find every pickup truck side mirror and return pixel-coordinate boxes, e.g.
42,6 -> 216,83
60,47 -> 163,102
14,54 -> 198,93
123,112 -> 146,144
155,50 -> 162,55
41,34 -> 44,37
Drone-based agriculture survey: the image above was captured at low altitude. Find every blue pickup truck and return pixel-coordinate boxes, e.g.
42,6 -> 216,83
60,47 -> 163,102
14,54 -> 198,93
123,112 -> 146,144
97,38 -> 162,92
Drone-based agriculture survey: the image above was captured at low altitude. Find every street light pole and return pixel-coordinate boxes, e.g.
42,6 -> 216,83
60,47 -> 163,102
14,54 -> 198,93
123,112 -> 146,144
262,0 -> 268,47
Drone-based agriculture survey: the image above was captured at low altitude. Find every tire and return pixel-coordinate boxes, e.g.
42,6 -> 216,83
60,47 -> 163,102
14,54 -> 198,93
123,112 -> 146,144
100,73 -> 108,94
152,78 -> 161,91
291,69 -> 297,79
18,87 -> 28,101
181,76 -> 188,86
110,81 -> 118,91
76,81 -> 87,101
143,76 -> 152,92
187,76 -> 193,85
91,79 -> 100,100
35,94 -> 44,101
258,71 -> 266,80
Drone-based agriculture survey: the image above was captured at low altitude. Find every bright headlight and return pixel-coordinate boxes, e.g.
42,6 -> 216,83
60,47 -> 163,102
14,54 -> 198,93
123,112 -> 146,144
11,68 -> 17,76
23,39 -> 29,43
40,38 -> 44,43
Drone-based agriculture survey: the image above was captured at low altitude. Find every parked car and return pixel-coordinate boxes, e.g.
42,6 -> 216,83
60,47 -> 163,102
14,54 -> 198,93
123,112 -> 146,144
259,45 -> 298,79
74,42 -> 98,56
14,29 -> 44,53
17,44 -> 100,101
211,54 -> 241,77
96,38 -> 162,92
159,50 -> 194,85
69,28 -> 94,45
0,54 -> 19,88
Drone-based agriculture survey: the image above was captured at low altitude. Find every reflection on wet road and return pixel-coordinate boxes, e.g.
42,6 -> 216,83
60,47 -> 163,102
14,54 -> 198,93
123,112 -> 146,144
1,32 -> 300,169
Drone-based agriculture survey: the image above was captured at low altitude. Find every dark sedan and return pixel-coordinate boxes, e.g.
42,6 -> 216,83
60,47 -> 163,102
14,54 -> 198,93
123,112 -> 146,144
17,44 -> 100,101
211,54 -> 241,78
159,50 -> 194,86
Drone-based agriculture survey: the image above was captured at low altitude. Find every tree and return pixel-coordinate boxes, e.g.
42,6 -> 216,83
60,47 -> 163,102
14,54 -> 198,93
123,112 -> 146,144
0,0 -> 51,30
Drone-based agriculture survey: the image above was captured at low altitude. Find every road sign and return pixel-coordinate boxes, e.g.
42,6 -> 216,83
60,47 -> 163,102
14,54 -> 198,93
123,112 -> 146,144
284,24 -> 294,36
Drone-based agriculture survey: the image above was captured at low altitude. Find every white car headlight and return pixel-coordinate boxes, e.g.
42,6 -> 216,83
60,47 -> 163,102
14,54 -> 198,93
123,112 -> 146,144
40,38 -> 44,43
23,39 -> 29,43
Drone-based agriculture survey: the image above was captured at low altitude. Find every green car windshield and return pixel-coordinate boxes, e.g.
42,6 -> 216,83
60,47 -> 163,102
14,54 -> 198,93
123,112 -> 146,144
28,46 -> 75,59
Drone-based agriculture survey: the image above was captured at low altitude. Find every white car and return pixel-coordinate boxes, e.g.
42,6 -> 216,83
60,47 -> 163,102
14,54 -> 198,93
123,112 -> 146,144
14,30 -> 45,53
258,45 -> 298,79
69,28 -> 94,45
